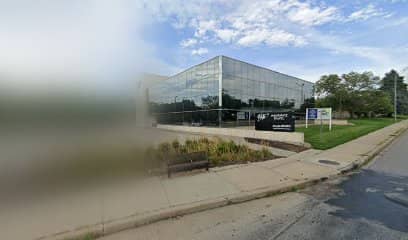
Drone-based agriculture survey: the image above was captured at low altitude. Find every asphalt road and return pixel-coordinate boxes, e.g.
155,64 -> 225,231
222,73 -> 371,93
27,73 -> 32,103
267,129 -> 408,240
100,130 -> 408,240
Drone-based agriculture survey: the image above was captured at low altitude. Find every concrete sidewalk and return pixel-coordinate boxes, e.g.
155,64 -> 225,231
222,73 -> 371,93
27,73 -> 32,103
3,120 -> 408,240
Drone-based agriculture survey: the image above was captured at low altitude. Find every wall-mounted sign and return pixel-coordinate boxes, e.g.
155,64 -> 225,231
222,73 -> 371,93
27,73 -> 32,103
255,112 -> 295,132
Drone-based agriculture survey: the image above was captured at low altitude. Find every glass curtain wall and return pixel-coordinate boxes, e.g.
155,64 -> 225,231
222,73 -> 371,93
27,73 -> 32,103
149,55 -> 314,126
149,56 -> 220,125
221,56 -> 314,124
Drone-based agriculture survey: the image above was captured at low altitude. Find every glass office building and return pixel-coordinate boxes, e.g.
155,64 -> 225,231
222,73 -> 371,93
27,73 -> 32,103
149,56 -> 314,126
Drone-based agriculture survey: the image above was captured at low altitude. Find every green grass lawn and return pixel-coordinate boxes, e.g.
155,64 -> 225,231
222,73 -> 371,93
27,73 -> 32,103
296,118 -> 401,150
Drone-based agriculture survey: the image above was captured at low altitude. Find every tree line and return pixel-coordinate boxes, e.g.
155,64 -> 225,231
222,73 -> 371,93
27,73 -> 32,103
314,70 -> 408,118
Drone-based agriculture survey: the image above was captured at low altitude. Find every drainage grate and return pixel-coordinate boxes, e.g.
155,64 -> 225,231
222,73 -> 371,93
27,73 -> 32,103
318,159 -> 340,165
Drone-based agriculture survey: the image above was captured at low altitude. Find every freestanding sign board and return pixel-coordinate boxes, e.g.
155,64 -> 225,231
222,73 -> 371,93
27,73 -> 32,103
255,112 -> 295,132
306,108 -> 332,130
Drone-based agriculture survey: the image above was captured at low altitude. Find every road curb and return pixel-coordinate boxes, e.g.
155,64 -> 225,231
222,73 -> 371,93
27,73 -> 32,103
357,124 -> 408,169
362,126 -> 408,168
337,122 -> 408,174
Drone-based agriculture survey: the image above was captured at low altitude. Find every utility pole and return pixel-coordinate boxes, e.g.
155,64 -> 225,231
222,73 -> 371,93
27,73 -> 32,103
394,73 -> 397,122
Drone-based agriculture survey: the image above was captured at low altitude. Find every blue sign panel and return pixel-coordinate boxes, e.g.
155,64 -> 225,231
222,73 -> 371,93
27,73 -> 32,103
307,108 -> 318,120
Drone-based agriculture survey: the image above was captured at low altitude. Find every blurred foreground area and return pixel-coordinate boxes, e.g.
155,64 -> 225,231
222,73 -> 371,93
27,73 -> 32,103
0,87 -> 156,206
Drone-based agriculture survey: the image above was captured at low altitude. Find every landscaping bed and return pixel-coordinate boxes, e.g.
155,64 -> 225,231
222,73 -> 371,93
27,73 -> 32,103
146,138 -> 277,168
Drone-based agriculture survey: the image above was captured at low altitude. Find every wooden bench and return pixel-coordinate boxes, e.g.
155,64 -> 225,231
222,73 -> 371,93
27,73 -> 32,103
167,151 -> 209,178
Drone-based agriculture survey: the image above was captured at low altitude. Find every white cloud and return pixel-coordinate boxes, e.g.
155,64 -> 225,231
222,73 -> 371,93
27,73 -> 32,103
237,28 -> 307,47
142,0 -> 406,77
180,38 -> 198,48
287,5 -> 338,26
145,0 -> 342,49
143,0 -> 399,57
347,4 -> 390,21
191,48 -> 209,56
214,29 -> 237,43
306,28 -> 408,76
193,19 -> 218,38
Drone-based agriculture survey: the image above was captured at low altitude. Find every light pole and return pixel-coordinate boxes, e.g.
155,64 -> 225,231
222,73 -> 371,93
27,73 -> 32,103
394,73 -> 397,122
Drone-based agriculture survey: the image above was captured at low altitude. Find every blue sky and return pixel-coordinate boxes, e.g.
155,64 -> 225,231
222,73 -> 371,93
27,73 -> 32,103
0,0 -> 407,94
142,0 -> 408,82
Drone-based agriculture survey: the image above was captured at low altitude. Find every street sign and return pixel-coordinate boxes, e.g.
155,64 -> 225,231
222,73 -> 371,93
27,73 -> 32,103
255,112 -> 295,132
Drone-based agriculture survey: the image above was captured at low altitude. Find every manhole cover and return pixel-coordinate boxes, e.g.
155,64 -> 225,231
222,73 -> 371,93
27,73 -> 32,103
318,160 -> 340,165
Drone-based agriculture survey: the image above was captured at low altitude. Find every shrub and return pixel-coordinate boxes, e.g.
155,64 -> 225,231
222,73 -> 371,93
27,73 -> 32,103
261,147 -> 273,159
171,139 -> 180,151
158,142 -> 171,154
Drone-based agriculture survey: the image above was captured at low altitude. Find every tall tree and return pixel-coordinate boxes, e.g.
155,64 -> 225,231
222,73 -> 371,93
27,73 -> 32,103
342,71 -> 378,91
365,90 -> 393,116
380,70 -> 408,115
316,71 -> 392,117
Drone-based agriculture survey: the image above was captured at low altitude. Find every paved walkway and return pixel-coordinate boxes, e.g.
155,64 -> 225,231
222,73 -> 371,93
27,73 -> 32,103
2,120 -> 407,240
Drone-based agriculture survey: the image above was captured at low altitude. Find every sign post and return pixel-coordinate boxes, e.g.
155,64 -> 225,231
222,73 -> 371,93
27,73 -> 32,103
306,108 -> 308,128
320,113 -> 323,141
